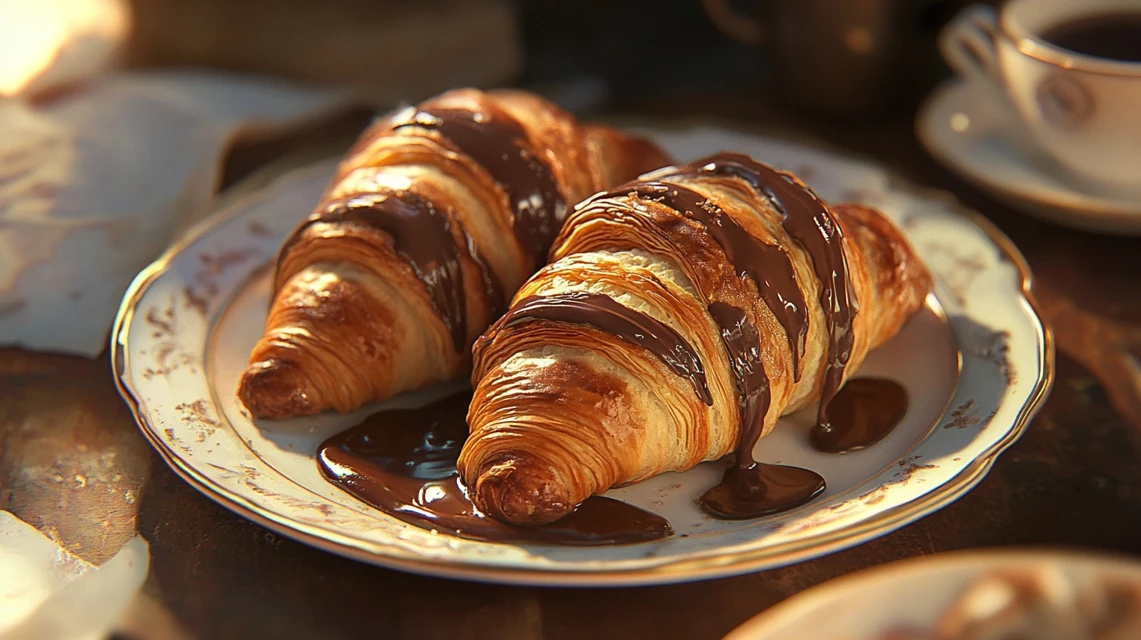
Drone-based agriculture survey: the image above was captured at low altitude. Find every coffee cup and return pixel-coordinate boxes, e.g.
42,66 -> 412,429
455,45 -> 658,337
702,0 -> 931,116
940,0 -> 1141,191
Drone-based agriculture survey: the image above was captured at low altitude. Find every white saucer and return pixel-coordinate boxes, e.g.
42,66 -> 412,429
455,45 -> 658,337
916,78 -> 1141,235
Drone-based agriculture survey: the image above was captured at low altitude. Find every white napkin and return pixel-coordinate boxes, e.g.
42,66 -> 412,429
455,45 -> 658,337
0,511 -> 149,640
0,70 -> 354,356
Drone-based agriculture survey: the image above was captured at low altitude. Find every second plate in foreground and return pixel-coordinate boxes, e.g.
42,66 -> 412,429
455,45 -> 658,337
725,548 -> 1141,639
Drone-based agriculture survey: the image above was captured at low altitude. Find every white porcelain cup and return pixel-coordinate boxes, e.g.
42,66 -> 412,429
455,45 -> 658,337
940,0 -> 1141,191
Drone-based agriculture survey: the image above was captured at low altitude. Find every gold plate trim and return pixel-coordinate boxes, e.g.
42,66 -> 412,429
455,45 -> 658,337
110,136 -> 1054,586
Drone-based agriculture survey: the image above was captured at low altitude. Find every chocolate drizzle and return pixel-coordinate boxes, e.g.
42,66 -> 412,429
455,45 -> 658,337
499,292 -> 712,405
587,176 -> 828,517
690,154 -> 856,437
318,391 -> 672,545
393,107 -> 567,270
697,302 -> 826,518
686,156 -> 911,457
575,171 -> 832,518
587,182 -> 808,379
707,302 -> 771,460
812,377 -> 908,453
697,302 -> 823,519
278,191 -> 472,352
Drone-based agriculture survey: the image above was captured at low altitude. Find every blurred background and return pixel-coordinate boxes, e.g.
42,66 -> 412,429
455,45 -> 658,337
0,0 -> 1019,360
0,0 -> 1016,227
9,0 -> 996,121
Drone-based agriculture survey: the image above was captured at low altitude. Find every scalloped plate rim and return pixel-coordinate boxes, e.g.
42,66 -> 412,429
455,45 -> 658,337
111,128 -> 1054,586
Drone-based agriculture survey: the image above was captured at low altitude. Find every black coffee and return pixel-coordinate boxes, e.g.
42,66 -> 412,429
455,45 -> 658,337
1042,13 -> 1141,62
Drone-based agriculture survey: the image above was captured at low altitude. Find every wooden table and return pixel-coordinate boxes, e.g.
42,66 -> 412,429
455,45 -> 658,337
4,89 -> 1141,640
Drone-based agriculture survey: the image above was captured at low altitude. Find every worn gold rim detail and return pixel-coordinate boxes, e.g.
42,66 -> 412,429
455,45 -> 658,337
110,138 -> 1055,586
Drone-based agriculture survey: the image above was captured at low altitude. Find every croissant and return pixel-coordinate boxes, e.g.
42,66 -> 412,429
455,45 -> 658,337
237,88 -> 670,419
458,152 -> 933,525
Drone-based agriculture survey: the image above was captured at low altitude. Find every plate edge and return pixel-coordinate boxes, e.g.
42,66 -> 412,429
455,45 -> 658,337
109,139 -> 1057,587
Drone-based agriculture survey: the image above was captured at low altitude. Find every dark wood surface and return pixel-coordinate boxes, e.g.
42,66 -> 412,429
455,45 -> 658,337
4,88 -> 1141,640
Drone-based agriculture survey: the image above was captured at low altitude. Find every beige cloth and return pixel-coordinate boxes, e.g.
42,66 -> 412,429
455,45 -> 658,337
0,511 -> 149,640
0,71 -> 356,356
0,0 -> 524,357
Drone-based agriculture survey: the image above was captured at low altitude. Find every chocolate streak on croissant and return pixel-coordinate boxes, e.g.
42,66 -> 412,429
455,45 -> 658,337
498,292 -> 713,406
277,191 -> 476,352
602,182 -> 808,380
611,184 -> 775,451
706,302 -> 769,457
393,107 -> 568,270
593,182 -> 824,517
693,154 -> 855,436
570,180 -> 825,517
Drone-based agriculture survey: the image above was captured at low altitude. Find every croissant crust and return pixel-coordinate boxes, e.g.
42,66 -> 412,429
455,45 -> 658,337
459,153 -> 933,525
237,88 -> 670,419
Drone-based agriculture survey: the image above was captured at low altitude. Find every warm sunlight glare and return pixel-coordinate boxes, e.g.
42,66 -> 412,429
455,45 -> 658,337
0,0 -> 129,97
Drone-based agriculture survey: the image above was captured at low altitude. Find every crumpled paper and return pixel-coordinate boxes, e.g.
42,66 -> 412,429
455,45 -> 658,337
0,70 -> 355,356
0,510 -> 149,640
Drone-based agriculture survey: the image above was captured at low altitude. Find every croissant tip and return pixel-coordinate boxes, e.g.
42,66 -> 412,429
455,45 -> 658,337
237,359 -> 321,420
468,452 -> 574,526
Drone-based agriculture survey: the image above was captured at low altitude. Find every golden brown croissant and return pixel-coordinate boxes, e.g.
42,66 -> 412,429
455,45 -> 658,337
237,88 -> 670,419
458,152 -> 933,525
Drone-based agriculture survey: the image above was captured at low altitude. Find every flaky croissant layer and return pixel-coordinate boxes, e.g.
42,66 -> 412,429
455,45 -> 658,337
458,153 -> 932,525
238,88 -> 670,419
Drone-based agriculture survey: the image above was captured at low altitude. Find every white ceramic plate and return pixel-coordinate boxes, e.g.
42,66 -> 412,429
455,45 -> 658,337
915,78 -> 1141,236
112,127 -> 1053,586
725,549 -> 1141,639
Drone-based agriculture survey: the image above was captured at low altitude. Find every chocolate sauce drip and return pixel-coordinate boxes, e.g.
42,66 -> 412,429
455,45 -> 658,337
579,176 -> 827,518
501,292 -> 712,406
393,107 -> 567,270
697,303 -> 826,518
584,182 -> 808,379
706,302 -> 771,459
691,153 -> 856,434
812,377 -> 908,453
318,391 -> 672,545
278,191 -> 470,352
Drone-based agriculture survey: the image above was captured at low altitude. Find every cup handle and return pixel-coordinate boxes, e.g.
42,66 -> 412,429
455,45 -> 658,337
701,0 -> 764,46
938,5 -> 1001,86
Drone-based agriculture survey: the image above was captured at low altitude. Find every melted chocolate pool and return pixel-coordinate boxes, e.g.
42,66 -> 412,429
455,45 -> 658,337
318,391 -> 672,545
812,377 -> 909,454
